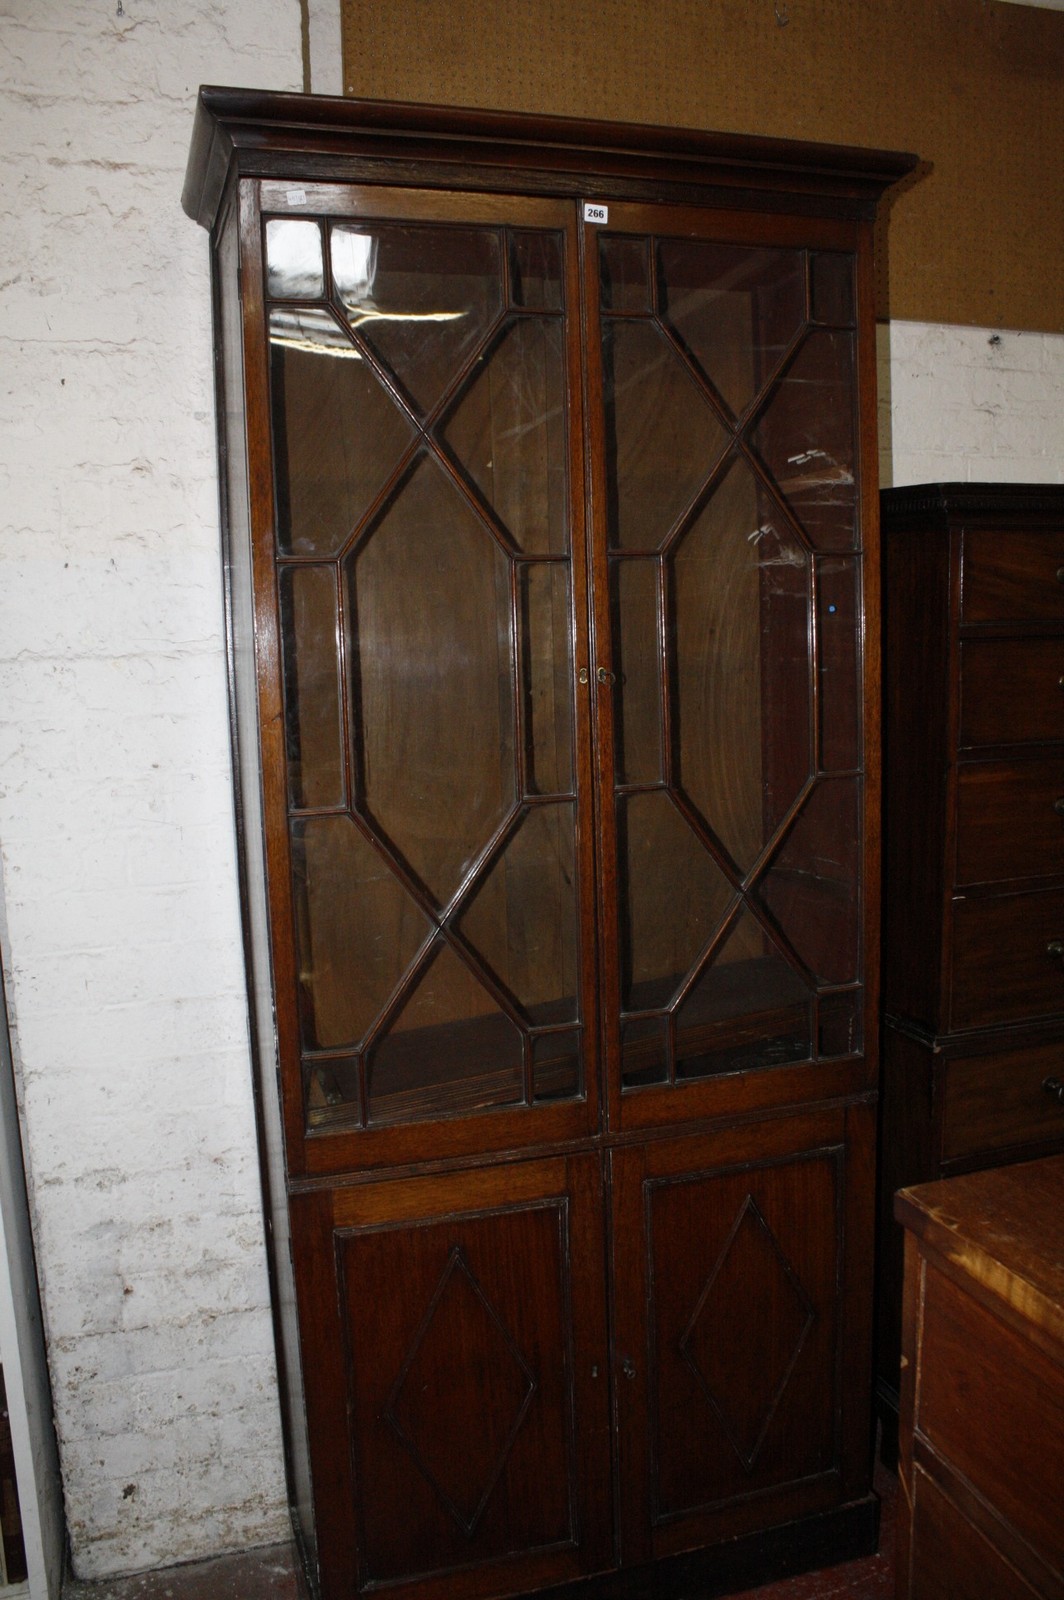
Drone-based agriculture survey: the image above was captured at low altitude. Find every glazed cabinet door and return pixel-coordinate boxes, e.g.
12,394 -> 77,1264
245,185 -> 600,1177
610,1101 -> 876,1564
292,1155 -> 612,1600
582,205 -> 873,1133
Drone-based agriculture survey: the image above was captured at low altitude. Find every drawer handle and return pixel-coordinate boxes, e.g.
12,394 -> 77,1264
1056,798 -> 1064,817
1057,567 -> 1064,585
1043,1076 -> 1064,1105
1049,941 -> 1064,961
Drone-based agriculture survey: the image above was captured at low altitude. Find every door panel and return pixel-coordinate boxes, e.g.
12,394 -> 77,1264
583,204 -> 867,1132
260,188 -> 599,1175
611,1106 -> 868,1564
294,1155 -> 611,1600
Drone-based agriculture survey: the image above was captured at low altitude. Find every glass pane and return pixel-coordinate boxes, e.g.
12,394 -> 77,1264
599,236 -> 650,314
367,940 -> 523,1123
619,790 -> 734,1010
673,459 -> 812,872
348,453 -> 517,906
306,1056 -> 362,1125
818,990 -> 862,1057
757,778 -> 860,984
674,912 -> 811,1081
266,218 -> 323,298
611,558 -> 663,786
810,252 -> 855,326
532,1029 -> 582,1101
817,557 -> 860,773
280,565 -> 344,810
621,1014 -> 668,1088
602,319 -> 729,551
511,231 -> 563,311
522,564 -> 574,796
658,240 -> 806,419
291,815 -> 432,1051
457,803 -> 580,1028
270,307 -> 416,557
752,330 -> 858,552
444,317 -> 568,554
331,221 -> 503,415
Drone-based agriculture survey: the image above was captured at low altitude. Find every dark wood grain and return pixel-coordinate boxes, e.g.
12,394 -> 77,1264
196,90 -> 902,1600
895,1158 -> 1064,1600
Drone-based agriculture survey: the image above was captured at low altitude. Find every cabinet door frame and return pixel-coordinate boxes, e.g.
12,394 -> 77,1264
235,179 -> 603,1179
578,199 -> 881,1138
292,1153 -> 612,1600
609,1097 -> 877,1566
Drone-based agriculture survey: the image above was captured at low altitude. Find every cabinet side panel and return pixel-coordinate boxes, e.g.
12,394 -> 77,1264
881,513 -> 953,1029
214,194 -> 314,1564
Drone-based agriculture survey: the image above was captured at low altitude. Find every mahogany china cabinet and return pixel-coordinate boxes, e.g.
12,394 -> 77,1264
183,88 -> 914,1600
878,484 -> 1064,1441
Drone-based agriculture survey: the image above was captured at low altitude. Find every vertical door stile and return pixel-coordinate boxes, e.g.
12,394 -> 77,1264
577,211 -> 624,1128
561,203 -> 603,1136
237,180 -> 311,1176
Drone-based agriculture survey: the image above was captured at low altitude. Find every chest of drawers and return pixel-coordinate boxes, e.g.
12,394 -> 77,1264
878,483 -> 1064,1438
895,1157 -> 1064,1599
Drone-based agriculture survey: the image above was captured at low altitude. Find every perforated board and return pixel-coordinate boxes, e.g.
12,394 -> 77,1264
340,0 -> 1064,332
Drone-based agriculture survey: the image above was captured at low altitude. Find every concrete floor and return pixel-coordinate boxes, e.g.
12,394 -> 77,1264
59,1468 -> 896,1600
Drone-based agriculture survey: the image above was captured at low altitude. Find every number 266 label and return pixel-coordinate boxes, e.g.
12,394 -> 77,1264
583,202 -> 609,224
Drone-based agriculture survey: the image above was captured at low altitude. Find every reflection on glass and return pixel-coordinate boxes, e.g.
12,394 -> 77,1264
621,1014 -> 668,1088
291,815 -> 431,1051
367,940 -> 523,1123
444,317 -> 568,554
818,990 -> 862,1057
674,912 -> 811,1080
522,564 -> 574,795
280,565 -> 344,809
611,558 -> 663,786
331,221 -> 503,415
270,307 -> 416,557
457,804 -> 579,1027
658,240 -> 805,418
752,330 -> 858,551
599,236 -> 651,314
602,319 -> 729,550
348,453 -> 516,906
266,218 -> 324,298
817,557 -> 860,772
532,1030 -> 582,1101
757,778 -> 860,984
673,459 -> 811,873
511,231 -> 563,311
619,790 -> 734,1010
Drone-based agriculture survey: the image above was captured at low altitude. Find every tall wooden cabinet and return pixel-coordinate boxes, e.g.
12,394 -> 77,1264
878,483 -> 1064,1435
183,89 -> 913,1600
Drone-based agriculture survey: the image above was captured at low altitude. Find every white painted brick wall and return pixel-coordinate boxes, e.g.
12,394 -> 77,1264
0,0 -> 304,1580
882,320 -> 1064,486
2,3 -> 1063,1583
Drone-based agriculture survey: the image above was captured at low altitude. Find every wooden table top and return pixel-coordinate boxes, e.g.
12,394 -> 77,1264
894,1154 -> 1064,1351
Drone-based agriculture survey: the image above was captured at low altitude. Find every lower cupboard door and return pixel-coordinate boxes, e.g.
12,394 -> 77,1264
610,1103 -> 875,1565
291,1154 -> 612,1600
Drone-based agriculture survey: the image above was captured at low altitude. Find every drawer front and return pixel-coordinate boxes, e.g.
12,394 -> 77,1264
955,758 -> 1064,886
960,638 -> 1064,748
940,1040 -> 1064,1162
962,528 -> 1064,624
950,888 -> 1064,1030
915,1262 -> 1064,1576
